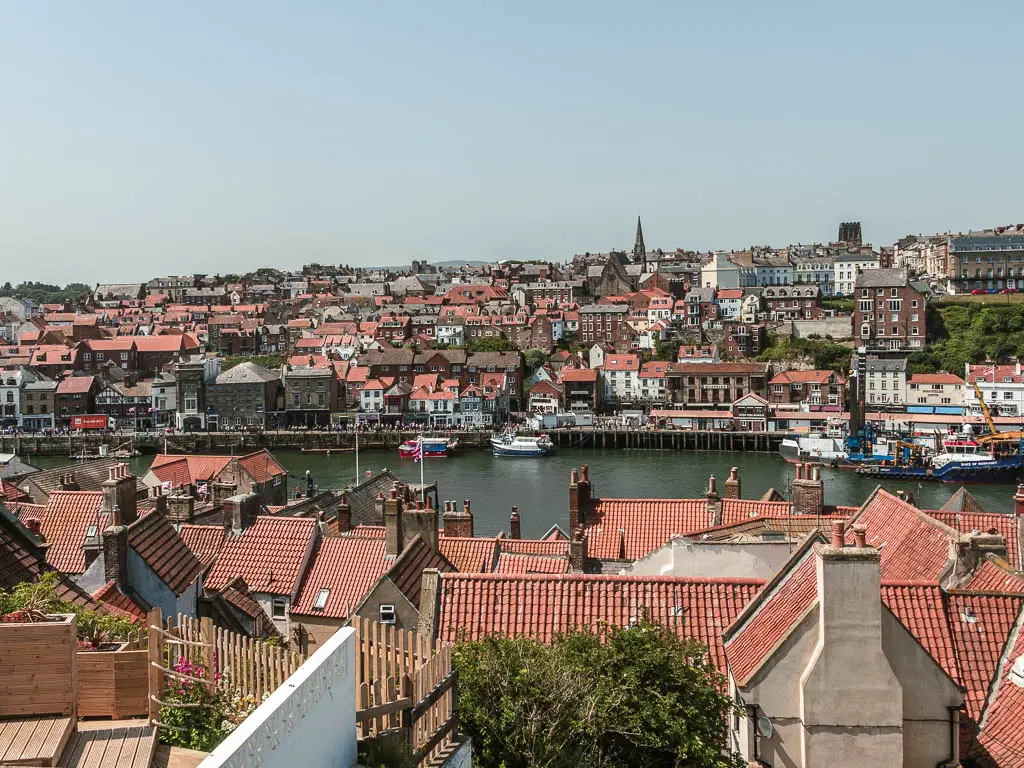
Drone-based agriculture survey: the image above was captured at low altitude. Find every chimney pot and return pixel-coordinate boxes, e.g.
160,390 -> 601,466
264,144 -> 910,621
831,521 -> 844,549
853,523 -> 867,548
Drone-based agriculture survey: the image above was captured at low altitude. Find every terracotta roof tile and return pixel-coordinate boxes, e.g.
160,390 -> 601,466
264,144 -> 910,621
178,524 -> 226,569
928,510 -> 1020,568
964,559 -> 1024,594
382,537 -> 455,609
584,499 -> 710,560
971,607 -> 1024,765
725,549 -> 818,686
291,536 -> 389,619
498,539 -> 569,557
439,537 -> 498,573
92,580 -> 148,622
494,553 -> 569,574
127,513 -> 205,596
849,489 -> 954,581
880,581 -> 959,687
39,491 -> 107,573
948,592 -> 1023,722
205,517 -> 317,595
437,573 -> 762,673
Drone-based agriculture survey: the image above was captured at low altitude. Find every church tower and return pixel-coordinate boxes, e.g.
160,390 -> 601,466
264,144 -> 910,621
633,216 -> 647,268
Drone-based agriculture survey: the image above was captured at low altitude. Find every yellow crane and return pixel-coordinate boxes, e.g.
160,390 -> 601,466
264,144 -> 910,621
972,381 -> 997,436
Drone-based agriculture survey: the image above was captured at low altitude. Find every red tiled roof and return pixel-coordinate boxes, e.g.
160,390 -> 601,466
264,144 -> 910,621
437,573 -> 763,673
908,373 -> 965,385
39,491 -> 107,573
205,517 -> 317,595
602,354 -> 640,371
948,592 -> 1023,722
584,499 -> 710,560
498,539 -> 569,557
149,454 -> 232,485
128,513 -> 205,596
439,537 -> 498,573
291,536 -> 389,619
178,524 -> 226,568
56,376 -> 95,394
964,559 -> 1024,594
237,450 -> 287,483
849,489 -> 954,581
494,553 -> 569,574
769,369 -> 844,385
725,549 -> 818,686
928,510 -> 1020,568
971,607 -> 1024,765
559,368 -> 597,382
92,581 -> 148,622
881,581 -> 959,687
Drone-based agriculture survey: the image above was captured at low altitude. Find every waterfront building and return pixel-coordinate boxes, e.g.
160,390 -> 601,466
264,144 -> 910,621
906,372 -> 965,414
768,369 -> 846,410
207,361 -> 282,430
862,356 -> 908,409
671,361 -> 771,409
965,361 -> 1024,419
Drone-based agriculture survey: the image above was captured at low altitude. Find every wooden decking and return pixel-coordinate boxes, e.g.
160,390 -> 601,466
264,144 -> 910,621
56,725 -> 156,768
0,715 -> 74,766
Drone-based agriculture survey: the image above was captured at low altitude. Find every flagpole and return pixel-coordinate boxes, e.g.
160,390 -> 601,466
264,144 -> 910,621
419,434 -> 425,504
354,417 -> 359,486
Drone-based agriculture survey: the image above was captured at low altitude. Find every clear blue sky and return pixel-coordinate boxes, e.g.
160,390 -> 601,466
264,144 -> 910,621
2,1 -> 1022,285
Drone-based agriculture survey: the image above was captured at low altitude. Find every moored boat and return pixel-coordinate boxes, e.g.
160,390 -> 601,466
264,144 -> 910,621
491,432 -> 555,457
398,437 -> 458,458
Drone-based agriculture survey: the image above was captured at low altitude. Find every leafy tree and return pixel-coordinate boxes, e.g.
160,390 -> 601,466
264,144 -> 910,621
652,334 -> 677,362
468,337 -> 517,353
523,348 -> 549,374
455,620 -> 743,768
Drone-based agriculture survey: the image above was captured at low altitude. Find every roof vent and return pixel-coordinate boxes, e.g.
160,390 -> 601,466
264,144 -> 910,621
961,610 -> 978,625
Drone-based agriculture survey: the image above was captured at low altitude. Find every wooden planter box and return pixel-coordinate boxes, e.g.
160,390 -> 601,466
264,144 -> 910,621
0,613 -> 77,717
77,643 -> 150,718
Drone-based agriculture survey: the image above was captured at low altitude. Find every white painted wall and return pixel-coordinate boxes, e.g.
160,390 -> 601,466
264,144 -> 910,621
626,538 -> 793,580
200,626 -> 358,768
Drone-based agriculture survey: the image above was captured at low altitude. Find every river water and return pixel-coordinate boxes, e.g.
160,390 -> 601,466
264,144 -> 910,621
31,448 -> 1019,539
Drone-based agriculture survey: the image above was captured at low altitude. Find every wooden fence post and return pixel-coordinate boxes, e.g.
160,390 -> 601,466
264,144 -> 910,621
147,607 -> 163,724
200,616 -> 214,693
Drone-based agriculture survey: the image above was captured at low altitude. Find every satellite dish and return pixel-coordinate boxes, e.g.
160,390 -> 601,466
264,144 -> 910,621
757,716 -> 774,739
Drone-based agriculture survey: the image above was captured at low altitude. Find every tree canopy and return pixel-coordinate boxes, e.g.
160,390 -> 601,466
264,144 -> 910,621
468,336 -> 518,353
908,303 -> 1024,374
0,281 -> 91,305
454,620 -> 743,768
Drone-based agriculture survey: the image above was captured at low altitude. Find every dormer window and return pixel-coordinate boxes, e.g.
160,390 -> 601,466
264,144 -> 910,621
313,588 -> 330,610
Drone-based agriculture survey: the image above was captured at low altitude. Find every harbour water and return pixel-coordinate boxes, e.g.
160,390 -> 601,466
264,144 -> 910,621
31,449 -> 1020,540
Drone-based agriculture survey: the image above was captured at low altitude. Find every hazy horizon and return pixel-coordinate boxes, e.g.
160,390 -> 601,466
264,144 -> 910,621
2,1 -> 1022,285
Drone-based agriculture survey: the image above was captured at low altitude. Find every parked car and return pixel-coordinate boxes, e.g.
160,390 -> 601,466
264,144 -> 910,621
971,289 -> 987,295
1001,288 -> 1017,294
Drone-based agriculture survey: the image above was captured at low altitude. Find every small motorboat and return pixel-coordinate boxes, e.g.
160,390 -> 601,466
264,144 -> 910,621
398,437 -> 458,458
491,432 -> 555,457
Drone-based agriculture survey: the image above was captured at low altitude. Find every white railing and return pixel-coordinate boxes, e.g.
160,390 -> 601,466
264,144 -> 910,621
199,627 -> 357,768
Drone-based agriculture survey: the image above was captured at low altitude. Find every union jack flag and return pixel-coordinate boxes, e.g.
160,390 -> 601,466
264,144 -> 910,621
411,438 -> 424,463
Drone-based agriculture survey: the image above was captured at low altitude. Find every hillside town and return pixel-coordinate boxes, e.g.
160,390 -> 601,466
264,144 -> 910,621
6,221 -> 1024,768
1,220 -> 1022,439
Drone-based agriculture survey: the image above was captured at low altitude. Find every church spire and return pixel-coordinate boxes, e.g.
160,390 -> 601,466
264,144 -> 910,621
633,216 -> 647,268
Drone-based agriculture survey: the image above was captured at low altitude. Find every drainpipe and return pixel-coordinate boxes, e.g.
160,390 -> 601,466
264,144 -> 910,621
938,706 -> 960,768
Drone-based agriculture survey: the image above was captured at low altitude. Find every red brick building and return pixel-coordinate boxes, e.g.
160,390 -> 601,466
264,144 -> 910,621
768,369 -> 846,410
852,268 -> 928,353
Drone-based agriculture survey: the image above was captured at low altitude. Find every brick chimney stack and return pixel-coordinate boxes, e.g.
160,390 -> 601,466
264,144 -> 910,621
578,464 -> 592,507
336,492 -> 351,534
802,521 -> 902,764
150,486 -> 168,517
724,467 -> 741,500
384,488 -> 404,556
568,529 -> 587,573
167,493 -> 195,524
509,506 -> 521,539
102,525 -> 129,589
223,490 -> 260,537
1015,484 -> 1024,517
792,463 -> 824,517
442,500 -> 474,538
569,469 -> 581,532
102,463 -> 137,526
404,499 -> 439,553
58,473 -> 79,491
707,474 -> 722,527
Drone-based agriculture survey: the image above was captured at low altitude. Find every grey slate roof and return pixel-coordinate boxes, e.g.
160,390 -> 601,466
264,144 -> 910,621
216,362 -> 280,385
855,268 -> 909,288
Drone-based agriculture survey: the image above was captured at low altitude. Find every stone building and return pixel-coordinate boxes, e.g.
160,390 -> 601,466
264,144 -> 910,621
852,268 -> 928,353
284,364 -> 337,428
207,361 -> 282,430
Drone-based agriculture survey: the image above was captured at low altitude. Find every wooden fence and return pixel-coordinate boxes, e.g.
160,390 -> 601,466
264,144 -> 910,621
146,608 -> 305,724
352,616 -> 458,767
